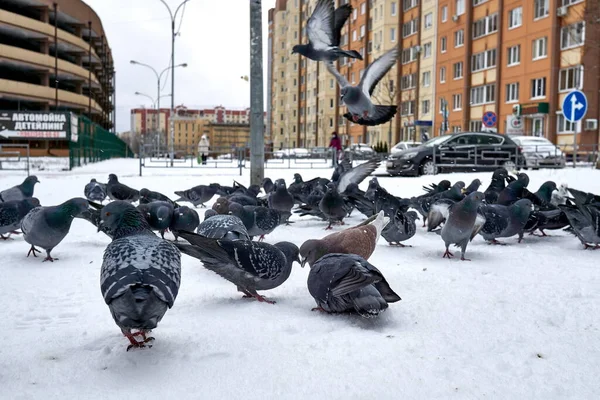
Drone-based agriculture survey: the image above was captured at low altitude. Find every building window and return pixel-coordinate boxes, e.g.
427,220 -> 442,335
360,25 -> 366,38
470,120 -> 483,131
390,1 -> 397,16
401,73 -> 417,90
440,37 -> 447,53
361,2 -> 366,14
424,13 -> 433,29
507,45 -> 520,66
352,30 -> 357,42
441,6 -> 448,22
508,7 -> 522,29
559,65 -> 583,91
353,8 -> 357,20
557,114 -> 576,133
506,82 -> 519,103
532,37 -> 547,60
456,0 -> 465,15
402,0 -> 417,12
390,27 -> 396,42
422,100 -> 430,114
534,0 -> 549,19
562,0 -> 584,6
454,29 -> 464,47
402,19 -> 419,38
471,49 -> 497,72
453,62 -> 463,79
473,14 -> 498,39
423,42 -> 432,58
470,84 -> 496,105
401,46 -> 419,64
452,94 -> 462,110
400,101 -> 415,116
561,22 -> 585,50
531,77 -> 546,98
440,67 -> 446,83
422,71 -> 431,87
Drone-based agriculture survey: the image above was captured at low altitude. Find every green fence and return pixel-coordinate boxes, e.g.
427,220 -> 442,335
69,115 -> 132,170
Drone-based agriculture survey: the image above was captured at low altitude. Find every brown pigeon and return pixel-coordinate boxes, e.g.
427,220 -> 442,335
299,211 -> 389,267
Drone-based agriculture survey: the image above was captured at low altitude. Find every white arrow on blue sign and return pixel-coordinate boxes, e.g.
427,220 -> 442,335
562,90 -> 587,123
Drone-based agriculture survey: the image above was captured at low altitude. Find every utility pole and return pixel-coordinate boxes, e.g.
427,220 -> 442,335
249,0 -> 265,186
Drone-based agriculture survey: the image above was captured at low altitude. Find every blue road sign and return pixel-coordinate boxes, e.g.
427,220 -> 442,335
482,111 -> 497,127
562,90 -> 587,123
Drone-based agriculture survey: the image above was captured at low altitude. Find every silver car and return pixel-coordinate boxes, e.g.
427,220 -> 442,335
511,136 -> 565,169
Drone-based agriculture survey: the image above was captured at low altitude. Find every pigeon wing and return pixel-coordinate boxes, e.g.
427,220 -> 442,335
326,61 -> 349,88
336,159 -> 380,193
358,47 -> 399,97
471,211 -> 487,241
332,4 -> 352,45
307,0 -> 335,50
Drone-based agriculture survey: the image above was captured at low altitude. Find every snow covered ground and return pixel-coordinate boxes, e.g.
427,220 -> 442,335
1,159 -> 599,399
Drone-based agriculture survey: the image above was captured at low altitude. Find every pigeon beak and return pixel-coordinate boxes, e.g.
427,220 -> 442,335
461,188 -> 467,194
97,221 -> 103,232
300,257 -> 307,268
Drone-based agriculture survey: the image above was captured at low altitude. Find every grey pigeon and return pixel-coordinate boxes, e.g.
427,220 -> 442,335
440,192 -> 486,261
496,173 -> 529,206
559,203 -> 600,249
327,48 -> 398,126
21,197 -> 89,261
139,188 -> 175,205
0,175 -> 39,203
228,202 -> 281,241
343,183 -> 375,218
84,179 -> 107,203
170,206 -> 200,241
174,232 -> 300,304
137,201 -> 174,239
174,183 -> 220,208
262,178 -> 274,194
484,168 -> 511,204
426,182 -> 467,231
382,210 -> 418,247
319,182 -> 347,229
464,179 -> 482,195
292,0 -> 361,62
307,253 -> 401,318
479,199 -> 533,244
196,212 -> 250,241
0,198 -> 40,240
107,174 -> 139,203
98,201 -> 181,350
268,179 -> 295,223
410,180 -> 452,226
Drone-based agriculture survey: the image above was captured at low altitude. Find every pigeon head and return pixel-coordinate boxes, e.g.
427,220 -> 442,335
227,202 -> 244,216
204,209 -> 218,220
274,241 -> 301,266
139,188 -> 150,198
493,168 -> 509,180
90,178 -> 97,183
463,179 -> 482,194
99,201 -> 150,238
156,204 -> 172,222
466,191 -> 485,205
60,197 -> 90,218
24,197 -> 41,208
438,180 -> 452,191
299,239 -> 327,268
511,199 -> 534,217
108,174 -> 118,183
325,182 -> 337,193
24,175 -> 40,185
212,197 -> 230,214
247,185 -> 261,197
516,173 -> 530,187
209,183 -> 221,189
293,174 -> 303,183
291,44 -> 309,56
538,181 -> 557,196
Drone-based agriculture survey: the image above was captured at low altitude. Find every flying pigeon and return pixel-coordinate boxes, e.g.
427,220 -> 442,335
106,174 -> 139,203
326,47 -> 398,126
300,211 -> 389,267
98,201 -> 181,350
228,202 -> 282,242
0,198 -> 40,240
292,0 -> 361,62
268,179 -> 295,223
139,188 -> 176,205
381,210 -> 418,247
307,253 -> 401,318
478,199 -> 533,244
84,179 -> 107,203
137,201 -> 174,239
440,192 -> 486,261
21,197 -> 89,261
170,206 -> 200,241
174,183 -> 220,208
0,175 -> 39,203
174,232 -> 300,304
195,212 -> 250,241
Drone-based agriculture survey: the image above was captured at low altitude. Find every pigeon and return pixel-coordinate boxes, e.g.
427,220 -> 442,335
137,201 -> 174,239
262,178 -> 274,194
292,0 -> 361,62
381,210 -> 418,247
21,197 -> 89,261
343,183 -> 375,218
300,211 -> 389,267
327,47 -> 398,126
228,202 -> 281,241
410,180 -> 452,225
227,193 -> 259,207
307,253 -> 401,318
559,203 -> 600,249
0,175 -> 39,203
365,177 -> 411,217
319,182 -> 348,229
464,179 -> 482,195
484,168 -> 511,204
478,199 -> 533,244
551,183 -> 569,206
78,206 -> 113,239
139,188 -> 175,205
0,198 -> 40,240
212,197 -> 231,214
174,183 -> 220,208
84,179 -> 107,203
496,173 -> 529,206
425,182 -> 467,231
268,179 -> 295,223
98,201 -> 181,350
422,180 -> 452,195
289,174 -> 330,204
174,232 -> 300,304
196,212 -> 250,241
170,206 -> 200,241
107,174 -> 139,203
440,192 -> 486,261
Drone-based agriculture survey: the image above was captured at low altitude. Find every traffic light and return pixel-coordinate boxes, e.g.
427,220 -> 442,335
512,104 -> 521,117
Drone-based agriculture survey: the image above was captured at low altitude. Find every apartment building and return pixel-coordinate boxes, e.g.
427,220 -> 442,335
268,0 -> 599,150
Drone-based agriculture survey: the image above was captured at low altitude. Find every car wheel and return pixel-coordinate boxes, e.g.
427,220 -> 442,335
421,160 -> 438,175
502,160 -> 517,171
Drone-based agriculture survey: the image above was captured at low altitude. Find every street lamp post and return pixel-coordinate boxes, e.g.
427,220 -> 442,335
159,0 -> 191,166
135,91 -> 172,152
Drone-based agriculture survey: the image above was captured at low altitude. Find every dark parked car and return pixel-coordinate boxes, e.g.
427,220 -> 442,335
386,131 -> 522,176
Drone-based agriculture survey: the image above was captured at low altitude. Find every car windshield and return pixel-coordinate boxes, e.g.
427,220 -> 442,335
423,135 -> 452,147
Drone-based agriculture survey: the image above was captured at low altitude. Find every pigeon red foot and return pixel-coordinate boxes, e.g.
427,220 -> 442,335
442,249 -> 454,259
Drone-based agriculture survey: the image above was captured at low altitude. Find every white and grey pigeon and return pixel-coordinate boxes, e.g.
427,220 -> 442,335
307,253 -> 401,318
99,201 -> 181,351
196,209 -> 250,241
326,47 -> 398,126
551,183 -> 569,206
0,198 -> 40,240
21,197 -> 89,261
84,178 -> 107,203
174,231 -> 300,304
292,0 -> 361,62
0,175 -> 39,203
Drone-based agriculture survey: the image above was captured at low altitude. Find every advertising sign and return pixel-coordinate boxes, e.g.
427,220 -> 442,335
506,115 -> 524,135
0,111 -> 69,139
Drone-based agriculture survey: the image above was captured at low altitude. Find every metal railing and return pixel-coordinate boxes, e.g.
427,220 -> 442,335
431,144 -> 522,171
0,143 -> 30,175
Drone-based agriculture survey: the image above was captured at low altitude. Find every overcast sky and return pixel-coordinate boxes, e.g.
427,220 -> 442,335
85,0 -> 277,132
